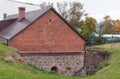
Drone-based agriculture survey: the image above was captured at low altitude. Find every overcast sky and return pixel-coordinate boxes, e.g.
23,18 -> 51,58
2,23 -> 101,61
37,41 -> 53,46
15,0 -> 120,22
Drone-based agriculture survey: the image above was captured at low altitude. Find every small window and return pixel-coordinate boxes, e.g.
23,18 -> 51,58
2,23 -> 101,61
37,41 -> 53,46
49,19 -> 52,22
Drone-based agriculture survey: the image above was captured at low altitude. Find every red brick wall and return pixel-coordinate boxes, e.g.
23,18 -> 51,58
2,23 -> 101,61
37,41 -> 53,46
9,10 -> 86,53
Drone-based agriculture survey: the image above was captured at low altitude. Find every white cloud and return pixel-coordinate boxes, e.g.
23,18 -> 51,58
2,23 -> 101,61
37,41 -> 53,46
108,11 -> 120,20
14,0 -> 84,4
87,10 -> 120,22
87,13 -> 104,22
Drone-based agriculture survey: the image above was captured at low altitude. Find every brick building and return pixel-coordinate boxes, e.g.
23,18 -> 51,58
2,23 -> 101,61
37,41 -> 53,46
0,7 -> 86,76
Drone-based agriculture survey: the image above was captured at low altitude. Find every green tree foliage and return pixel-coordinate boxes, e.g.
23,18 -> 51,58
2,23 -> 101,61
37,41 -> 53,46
81,17 -> 97,41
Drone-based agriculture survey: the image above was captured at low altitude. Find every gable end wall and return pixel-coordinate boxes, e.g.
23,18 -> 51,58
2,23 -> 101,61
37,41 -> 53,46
9,9 -> 86,52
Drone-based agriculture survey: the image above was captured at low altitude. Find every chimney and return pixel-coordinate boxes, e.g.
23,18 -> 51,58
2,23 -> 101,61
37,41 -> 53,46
3,13 -> 7,19
18,7 -> 25,20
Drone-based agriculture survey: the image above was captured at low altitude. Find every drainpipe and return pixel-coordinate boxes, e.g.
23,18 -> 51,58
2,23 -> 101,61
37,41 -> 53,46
6,39 -> 9,46
73,42 -> 87,76
73,51 -> 86,76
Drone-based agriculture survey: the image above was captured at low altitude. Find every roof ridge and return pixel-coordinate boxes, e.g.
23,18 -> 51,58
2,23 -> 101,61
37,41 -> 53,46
6,7 -> 52,20
26,7 -> 52,14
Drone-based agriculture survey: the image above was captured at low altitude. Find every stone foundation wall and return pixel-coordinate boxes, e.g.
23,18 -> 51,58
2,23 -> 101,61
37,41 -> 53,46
21,52 -> 85,76
74,50 -> 109,76
21,50 -> 109,76
85,50 -> 109,75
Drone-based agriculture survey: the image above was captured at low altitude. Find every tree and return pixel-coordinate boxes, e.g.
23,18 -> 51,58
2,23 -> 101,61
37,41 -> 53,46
81,17 -> 97,41
39,2 -> 53,9
112,19 -> 120,33
56,2 -> 85,21
39,2 -> 86,28
101,15 -> 115,34
57,1 -> 86,30
56,2 -> 69,20
69,2 -> 85,20
68,2 -> 86,27
103,15 -> 110,21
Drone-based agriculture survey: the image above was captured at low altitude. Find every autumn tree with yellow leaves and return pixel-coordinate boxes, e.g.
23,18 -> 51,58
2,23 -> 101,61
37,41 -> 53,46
113,20 -> 120,33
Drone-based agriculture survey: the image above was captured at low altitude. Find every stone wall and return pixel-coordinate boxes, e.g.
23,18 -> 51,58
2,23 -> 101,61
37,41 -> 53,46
21,52 -> 85,76
21,50 -> 109,76
84,49 -> 109,75
75,49 -> 109,76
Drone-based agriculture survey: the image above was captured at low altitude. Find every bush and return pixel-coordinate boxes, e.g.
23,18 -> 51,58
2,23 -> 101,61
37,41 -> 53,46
97,61 -> 109,70
95,37 -> 104,45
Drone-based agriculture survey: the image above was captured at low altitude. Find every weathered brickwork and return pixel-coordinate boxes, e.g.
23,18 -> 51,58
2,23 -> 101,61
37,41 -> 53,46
21,52 -> 85,76
9,9 -> 85,52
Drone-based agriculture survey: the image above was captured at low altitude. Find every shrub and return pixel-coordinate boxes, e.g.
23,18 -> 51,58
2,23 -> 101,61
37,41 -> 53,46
97,61 -> 109,70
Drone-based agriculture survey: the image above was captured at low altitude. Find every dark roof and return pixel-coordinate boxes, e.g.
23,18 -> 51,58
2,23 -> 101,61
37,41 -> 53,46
0,7 -> 51,40
0,7 -> 86,42
0,18 -> 16,32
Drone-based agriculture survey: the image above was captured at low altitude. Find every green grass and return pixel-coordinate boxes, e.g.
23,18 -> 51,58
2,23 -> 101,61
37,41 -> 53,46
0,42 -> 120,79
0,42 -> 16,56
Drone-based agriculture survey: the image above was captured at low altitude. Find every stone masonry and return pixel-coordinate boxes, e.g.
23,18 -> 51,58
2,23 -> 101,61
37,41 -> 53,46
75,49 -> 109,76
21,50 -> 109,76
21,52 -> 85,76
84,49 -> 109,75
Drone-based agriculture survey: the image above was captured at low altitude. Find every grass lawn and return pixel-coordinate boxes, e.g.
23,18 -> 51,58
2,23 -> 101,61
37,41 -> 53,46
0,42 -> 120,79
